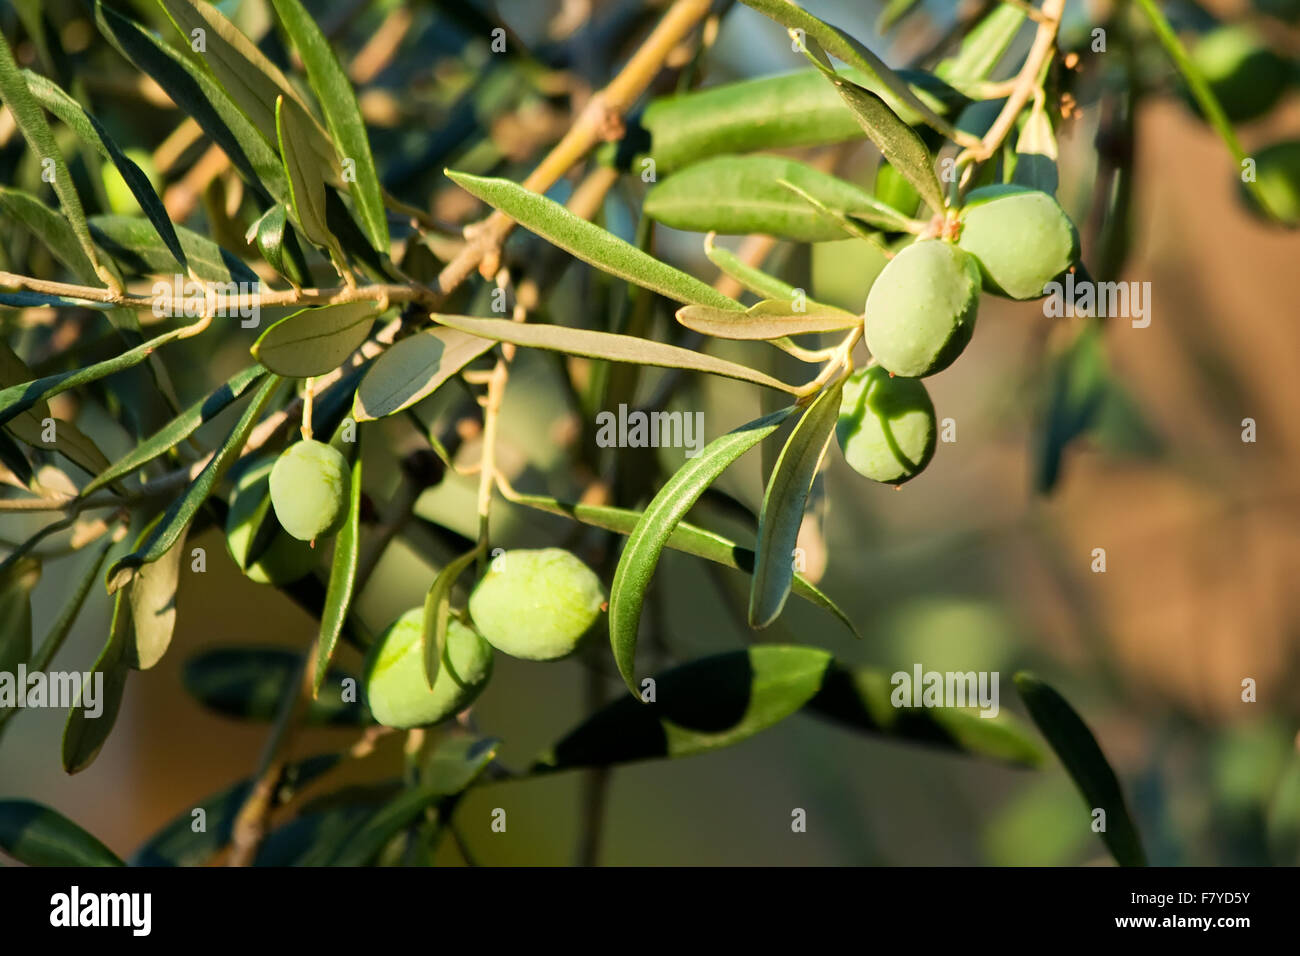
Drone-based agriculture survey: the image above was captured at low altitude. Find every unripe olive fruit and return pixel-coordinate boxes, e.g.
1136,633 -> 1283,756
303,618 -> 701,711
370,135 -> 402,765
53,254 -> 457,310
863,239 -> 981,378
835,365 -> 936,484
362,609 -> 493,729
225,456 -> 317,585
468,548 -> 606,661
957,184 -> 1079,300
1188,25 -> 1289,124
268,439 -> 350,542
1240,139 -> 1300,226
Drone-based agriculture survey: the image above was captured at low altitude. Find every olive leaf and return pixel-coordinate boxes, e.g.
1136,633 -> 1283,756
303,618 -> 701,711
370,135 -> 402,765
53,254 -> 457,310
935,4 -> 1026,86
125,515 -> 189,671
777,178 -> 892,248
535,646 -> 833,769
89,215 -> 258,285
17,543 -> 111,693
271,0 -> 389,255
433,314 -> 800,394
1013,671 -> 1147,866
276,95 -> 334,250
0,324 -> 192,429
802,40 -> 946,215
252,301 -> 381,377
249,205 -> 310,285
1012,102 -> 1059,194
0,31 -> 110,286
61,588 -> 132,774
1034,320 -> 1108,494
105,373 -> 281,592
676,300 -> 859,341
421,547 -> 483,691
316,451 -> 362,698
0,800 -> 123,867
750,380 -> 843,628
644,155 -> 912,240
505,490 -> 857,636
445,170 -> 743,311
158,0 -> 334,165
609,406 -> 794,693
81,364 -> 268,496
331,736 -> 499,866
610,66 -> 966,175
0,557 -> 39,678
739,0 -> 965,143
703,235 -> 800,301
93,1 -> 289,203
807,663 -> 1044,767
183,648 -> 368,726
130,754 -> 340,865
0,186 -> 97,280
353,327 -> 495,421
22,69 -> 186,270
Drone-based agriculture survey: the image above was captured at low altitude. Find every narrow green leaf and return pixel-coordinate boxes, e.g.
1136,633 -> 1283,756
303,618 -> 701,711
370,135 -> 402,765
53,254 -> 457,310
158,0 -> 334,164
433,314 -> 800,394
645,154 -> 912,239
332,736 -> 499,866
1034,321 -> 1107,494
89,214 -> 258,284
353,327 -> 495,421
0,186 -> 96,279
61,589 -> 131,773
777,177 -> 890,247
535,646 -> 832,770
129,754 -> 339,865
0,800 -> 123,866
615,67 -> 967,175
81,364 -> 267,496
936,5 -> 1027,85
271,0 -> 390,255
126,516 -> 189,670
1014,671 -> 1147,866
94,1 -> 289,203
750,381 -> 842,628
739,0 -> 964,143
609,407 -> 794,692
446,170 -> 742,311
105,373 -> 280,592
25,544 -> 111,677
315,450 -> 362,697
23,69 -> 187,270
803,47 -> 946,214
276,95 -> 333,248
0,557 -> 39,677
703,235 -> 799,300
420,547 -> 482,691
0,291 -> 110,311
183,647 -> 367,726
807,662 -> 1044,767
0,31 -> 109,286
422,734 -> 501,795
0,325 -> 191,430
676,300 -> 859,341
252,301 -> 379,377
249,204 -> 307,284
1130,0 -> 1280,222
507,490 -> 857,636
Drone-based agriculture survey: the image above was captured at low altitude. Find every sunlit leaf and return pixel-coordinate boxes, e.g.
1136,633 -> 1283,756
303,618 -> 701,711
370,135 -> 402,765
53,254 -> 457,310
353,327 -> 495,421
252,301 -> 380,377
676,300 -> 859,341
316,450 -> 362,697
609,407 -> 793,692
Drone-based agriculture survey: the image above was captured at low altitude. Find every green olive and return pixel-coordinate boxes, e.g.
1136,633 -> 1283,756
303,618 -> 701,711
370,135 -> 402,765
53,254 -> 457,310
957,184 -> 1079,300
268,439 -> 350,542
835,365 -> 936,484
1241,140 -> 1300,226
1189,25 -> 1289,124
467,548 -> 605,661
224,455 -> 317,585
863,239 -> 981,378
363,609 -> 493,729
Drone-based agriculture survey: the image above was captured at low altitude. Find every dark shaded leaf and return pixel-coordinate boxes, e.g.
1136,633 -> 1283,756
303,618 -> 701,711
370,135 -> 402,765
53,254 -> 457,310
0,800 -> 123,866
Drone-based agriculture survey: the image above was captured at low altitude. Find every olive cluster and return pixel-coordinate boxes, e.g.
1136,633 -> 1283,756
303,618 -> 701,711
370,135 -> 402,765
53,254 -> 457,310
226,440 -> 608,730
837,185 -> 1079,484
